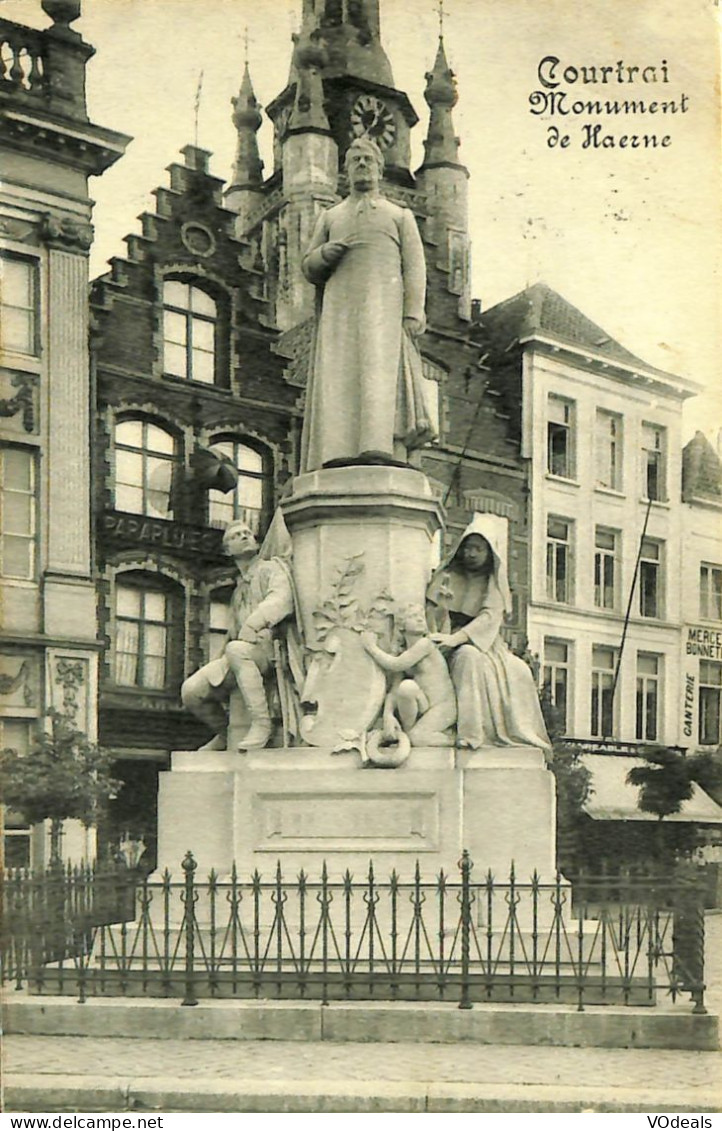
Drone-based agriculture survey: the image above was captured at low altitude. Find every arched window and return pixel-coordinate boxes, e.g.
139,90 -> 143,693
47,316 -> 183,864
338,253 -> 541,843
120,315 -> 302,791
162,280 -> 217,384
114,572 -> 183,691
114,418 -> 178,519
207,437 -> 269,535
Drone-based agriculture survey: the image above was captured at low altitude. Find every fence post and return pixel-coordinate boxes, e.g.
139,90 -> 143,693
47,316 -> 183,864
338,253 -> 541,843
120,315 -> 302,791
458,849 -> 472,1011
673,868 -> 707,1015
181,851 -> 198,1007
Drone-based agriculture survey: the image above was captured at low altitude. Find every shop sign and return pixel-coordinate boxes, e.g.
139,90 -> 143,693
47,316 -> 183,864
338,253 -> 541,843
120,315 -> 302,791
685,626 -> 722,660
102,511 -> 222,556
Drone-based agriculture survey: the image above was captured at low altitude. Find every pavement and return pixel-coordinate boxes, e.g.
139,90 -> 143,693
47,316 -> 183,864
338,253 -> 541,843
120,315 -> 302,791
3,914 -> 722,1114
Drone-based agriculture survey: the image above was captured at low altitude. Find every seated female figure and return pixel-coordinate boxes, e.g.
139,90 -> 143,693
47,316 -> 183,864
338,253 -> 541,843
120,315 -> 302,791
427,516 -> 550,752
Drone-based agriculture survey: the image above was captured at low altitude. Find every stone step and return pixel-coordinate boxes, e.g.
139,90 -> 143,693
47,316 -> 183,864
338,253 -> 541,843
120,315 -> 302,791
4,994 -> 717,1050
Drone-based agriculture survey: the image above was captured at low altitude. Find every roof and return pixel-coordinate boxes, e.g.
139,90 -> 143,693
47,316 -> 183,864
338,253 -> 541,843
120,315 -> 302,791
682,430 -> 722,500
581,754 -> 722,824
480,282 -> 692,388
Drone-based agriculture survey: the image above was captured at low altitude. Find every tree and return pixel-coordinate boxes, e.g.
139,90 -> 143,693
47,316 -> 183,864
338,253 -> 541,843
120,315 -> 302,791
1,711 -> 122,866
626,746 -> 722,861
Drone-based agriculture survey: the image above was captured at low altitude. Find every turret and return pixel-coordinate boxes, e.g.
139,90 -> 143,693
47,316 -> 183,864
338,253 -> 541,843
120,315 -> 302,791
276,21 -> 338,330
224,62 -> 264,233
416,35 -> 471,320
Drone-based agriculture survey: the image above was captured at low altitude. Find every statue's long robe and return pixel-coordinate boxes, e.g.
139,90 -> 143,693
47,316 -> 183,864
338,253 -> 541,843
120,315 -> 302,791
300,193 -> 435,471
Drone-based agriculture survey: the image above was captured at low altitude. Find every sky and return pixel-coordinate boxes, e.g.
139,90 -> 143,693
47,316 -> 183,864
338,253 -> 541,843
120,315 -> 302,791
4,0 -> 720,440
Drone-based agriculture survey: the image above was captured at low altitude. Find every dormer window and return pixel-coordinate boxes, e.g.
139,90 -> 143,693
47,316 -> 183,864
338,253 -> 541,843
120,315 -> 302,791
162,280 -> 217,384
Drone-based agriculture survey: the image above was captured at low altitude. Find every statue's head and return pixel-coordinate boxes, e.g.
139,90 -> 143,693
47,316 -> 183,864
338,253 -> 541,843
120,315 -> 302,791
345,137 -> 383,191
398,602 -> 428,635
457,533 -> 493,576
222,520 -> 259,560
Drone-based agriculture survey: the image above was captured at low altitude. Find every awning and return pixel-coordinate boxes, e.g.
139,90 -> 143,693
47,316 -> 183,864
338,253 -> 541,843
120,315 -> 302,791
580,754 -> 722,823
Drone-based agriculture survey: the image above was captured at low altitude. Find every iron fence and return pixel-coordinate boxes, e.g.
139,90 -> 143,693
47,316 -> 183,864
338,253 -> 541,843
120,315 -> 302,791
1,852 -> 707,1013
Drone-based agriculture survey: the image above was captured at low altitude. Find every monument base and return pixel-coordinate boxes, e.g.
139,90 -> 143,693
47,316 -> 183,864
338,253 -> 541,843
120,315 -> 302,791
156,744 -> 556,883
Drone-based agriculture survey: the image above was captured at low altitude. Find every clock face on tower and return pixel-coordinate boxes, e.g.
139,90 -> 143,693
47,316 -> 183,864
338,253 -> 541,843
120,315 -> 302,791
350,94 -> 396,150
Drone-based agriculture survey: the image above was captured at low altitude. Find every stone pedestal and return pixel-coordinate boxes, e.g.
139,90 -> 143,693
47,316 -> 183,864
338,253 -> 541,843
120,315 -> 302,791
281,465 -> 443,647
156,745 -> 555,884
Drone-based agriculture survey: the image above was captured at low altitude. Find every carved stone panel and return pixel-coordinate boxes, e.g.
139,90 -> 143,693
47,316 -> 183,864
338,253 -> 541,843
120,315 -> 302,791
0,653 -> 39,715
255,789 -> 439,853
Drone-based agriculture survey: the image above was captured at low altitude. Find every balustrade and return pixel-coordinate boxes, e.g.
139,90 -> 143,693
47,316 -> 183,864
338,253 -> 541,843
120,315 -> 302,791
0,23 -> 46,95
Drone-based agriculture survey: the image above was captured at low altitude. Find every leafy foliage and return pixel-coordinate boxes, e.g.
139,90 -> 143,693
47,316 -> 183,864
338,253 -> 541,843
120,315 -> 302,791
0,710 -> 121,833
549,743 -> 593,825
626,746 -> 722,821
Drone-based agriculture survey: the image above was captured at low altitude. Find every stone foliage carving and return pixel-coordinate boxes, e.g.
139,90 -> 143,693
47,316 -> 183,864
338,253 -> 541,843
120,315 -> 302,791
0,372 -> 39,433
53,657 -> 86,721
0,657 -> 36,709
301,553 -> 391,750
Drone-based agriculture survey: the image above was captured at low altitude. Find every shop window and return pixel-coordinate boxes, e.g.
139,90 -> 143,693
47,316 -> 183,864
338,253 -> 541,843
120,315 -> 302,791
114,574 -> 182,691
699,660 -> 722,746
546,517 -> 572,603
639,538 -> 663,619
0,255 -> 38,355
208,437 -> 269,536
594,527 -> 618,610
162,280 -> 217,385
547,395 -> 575,478
113,418 -> 178,519
700,564 -> 722,621
636,652 -> 661,742
595,410 -> 622,490
641,423 -> 666,502
542,639 -> 570,734
591,645 -> 617,738
0,446 -> 36,580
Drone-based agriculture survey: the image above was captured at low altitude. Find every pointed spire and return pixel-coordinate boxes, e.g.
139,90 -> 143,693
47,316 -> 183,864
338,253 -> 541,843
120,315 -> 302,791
420,35 -> 461,168
229,61 -> 263,189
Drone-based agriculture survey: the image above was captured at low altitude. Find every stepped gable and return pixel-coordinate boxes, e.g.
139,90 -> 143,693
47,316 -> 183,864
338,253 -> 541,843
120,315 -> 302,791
89,144 -> 298,420
91,145 -> 257,310
683,431 -> 722,500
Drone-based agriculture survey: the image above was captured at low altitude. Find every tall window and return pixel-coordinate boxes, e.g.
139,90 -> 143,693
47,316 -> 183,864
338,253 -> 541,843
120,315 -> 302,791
636,653 -> 661,742
543,639 -> 570,734
1,719 -> 32,868
546,517 -> 572,603
208,438 -> 268,535
547,395 -> 575,478
208,590 -> 232,662
596,410 -> 622,490
114,419 -> 177,519
0,447 -> 36,580
700,564 -> 722,621
162,280 -> 216,384
641,423 -> 666,501
594,527 -> 618,610
591,645 -> 617,738
699,661 -> 722,746
639,538 -> 662,619
1,256 -> 37,355
115,578 -> 178,690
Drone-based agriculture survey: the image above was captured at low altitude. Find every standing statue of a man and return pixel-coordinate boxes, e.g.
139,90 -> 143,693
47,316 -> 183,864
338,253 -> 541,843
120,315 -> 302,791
181,520 -> 295,750
300,137 -> 436,471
